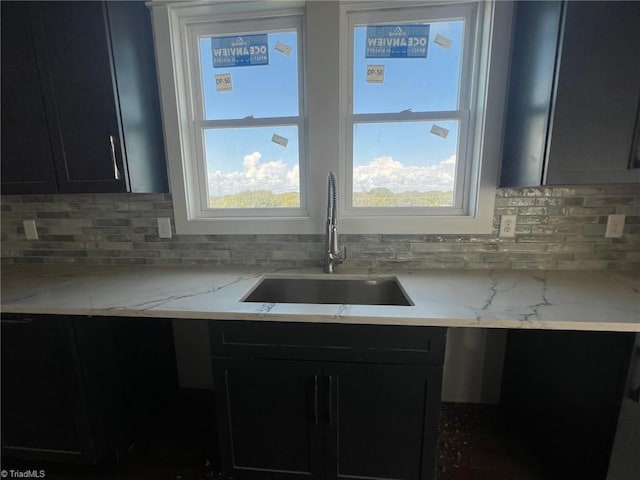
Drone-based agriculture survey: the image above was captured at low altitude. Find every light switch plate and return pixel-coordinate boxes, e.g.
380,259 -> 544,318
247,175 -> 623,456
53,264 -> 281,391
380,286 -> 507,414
605,214 -> 625,238
158,217 -> 172,239
499,215 -> 517,238
23,220 -> 38,240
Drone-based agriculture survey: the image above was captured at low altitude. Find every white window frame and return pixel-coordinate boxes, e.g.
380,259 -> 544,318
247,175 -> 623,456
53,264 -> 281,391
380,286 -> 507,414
188,15 -> 306,218
149,0 -> 513,235
343,3 -> 475,217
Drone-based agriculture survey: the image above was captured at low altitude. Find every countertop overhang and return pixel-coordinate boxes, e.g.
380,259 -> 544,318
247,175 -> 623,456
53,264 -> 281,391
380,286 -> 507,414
1,264 -> 638,332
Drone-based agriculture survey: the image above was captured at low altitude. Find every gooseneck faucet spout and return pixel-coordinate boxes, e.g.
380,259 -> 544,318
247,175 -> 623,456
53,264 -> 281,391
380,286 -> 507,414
323,172 -> 346,273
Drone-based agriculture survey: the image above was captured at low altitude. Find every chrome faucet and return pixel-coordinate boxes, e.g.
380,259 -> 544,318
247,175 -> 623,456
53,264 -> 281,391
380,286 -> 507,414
323,171 -> 346,273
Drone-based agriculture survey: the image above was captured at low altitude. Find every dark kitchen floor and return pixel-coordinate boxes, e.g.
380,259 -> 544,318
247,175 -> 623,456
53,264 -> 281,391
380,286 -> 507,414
2,391 -> 549,480
436,403 -> 550,480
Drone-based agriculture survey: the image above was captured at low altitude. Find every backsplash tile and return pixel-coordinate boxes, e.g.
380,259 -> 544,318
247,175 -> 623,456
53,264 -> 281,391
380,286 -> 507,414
1,185 -> 638,270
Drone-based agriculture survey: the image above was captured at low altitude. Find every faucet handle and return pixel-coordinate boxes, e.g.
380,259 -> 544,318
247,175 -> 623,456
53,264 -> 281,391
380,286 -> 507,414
341,246 -> 347,262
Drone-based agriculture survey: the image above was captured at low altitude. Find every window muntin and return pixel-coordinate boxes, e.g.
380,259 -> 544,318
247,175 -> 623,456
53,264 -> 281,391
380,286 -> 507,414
189,15 -> 305,212
345,5 -> 474,214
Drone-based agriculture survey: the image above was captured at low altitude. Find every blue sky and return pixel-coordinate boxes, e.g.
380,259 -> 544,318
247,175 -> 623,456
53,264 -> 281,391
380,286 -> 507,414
199,19 -> 464,201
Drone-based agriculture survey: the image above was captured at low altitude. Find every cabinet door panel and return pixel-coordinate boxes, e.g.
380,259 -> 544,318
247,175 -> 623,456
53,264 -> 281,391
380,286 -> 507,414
0,2 -> 58,194
213,358 -> 323,480
35,1 -> 126,193
325,363 -> 442,480
546,1 -> 640,184
0,316 -> 93,461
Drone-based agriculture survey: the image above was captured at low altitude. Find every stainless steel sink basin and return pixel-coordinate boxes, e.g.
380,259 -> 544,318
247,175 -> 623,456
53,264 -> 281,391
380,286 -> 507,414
242,276 -> 412,306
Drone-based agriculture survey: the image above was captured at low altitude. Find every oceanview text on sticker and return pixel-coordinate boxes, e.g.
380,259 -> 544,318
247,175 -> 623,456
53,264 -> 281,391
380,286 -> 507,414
215,73 -> 232,92
271,133 -> 289,147
211,34 -> 269,68
430,124 -> 449,139
365,25 -> 430,58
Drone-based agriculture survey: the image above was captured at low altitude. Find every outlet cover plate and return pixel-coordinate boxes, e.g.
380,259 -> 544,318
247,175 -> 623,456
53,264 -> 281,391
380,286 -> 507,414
605,214 -> 625,238
158,217 -> 172,239
499,215 -> 517,238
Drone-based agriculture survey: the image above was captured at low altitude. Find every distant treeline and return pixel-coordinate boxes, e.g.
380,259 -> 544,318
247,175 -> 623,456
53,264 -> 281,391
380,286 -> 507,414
209,188 -> 453,208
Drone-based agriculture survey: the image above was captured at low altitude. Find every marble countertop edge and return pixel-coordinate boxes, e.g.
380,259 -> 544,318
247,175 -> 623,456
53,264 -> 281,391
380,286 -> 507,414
1,264 -> 638,332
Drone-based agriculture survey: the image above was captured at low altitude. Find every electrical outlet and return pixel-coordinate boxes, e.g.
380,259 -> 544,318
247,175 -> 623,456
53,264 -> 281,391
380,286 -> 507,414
499,215 -> 517,238
23,220 -> 38,240
605,214 -> 625,238
157,217 -> 172,239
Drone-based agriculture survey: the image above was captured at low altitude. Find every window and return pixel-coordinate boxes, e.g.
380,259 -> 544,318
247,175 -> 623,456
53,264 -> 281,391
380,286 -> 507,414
150,1 -> 513,234
195,18 -> 304,213
346,5 -> 472,212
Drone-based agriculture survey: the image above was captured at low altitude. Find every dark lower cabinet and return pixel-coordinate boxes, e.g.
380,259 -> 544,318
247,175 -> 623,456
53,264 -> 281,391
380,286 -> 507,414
501,329 -> 635,480
210,321 -> 446,480
0,314 -> 177,464
214,358 -> 323,478
325,363 -> 442,480
1,316 -> 93,461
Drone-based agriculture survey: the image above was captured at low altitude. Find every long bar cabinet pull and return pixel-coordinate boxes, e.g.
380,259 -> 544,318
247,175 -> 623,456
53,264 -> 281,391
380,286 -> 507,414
313,374 -> 319,424
327,375 -> 333,425
109,135 -> 121,180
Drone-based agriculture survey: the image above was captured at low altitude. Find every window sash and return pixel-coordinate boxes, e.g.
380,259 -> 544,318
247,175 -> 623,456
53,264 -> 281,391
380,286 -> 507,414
186,13 -> 306,216
343,2 -> 477,217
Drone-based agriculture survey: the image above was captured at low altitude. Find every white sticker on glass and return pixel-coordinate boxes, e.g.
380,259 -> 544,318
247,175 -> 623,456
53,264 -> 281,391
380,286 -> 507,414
430,124 -> 449,139
366,65 -> 385,83
434,34 -> 453,50
275,41 -> 292,56
271,133 -> 289,147
215,73 -> 232,92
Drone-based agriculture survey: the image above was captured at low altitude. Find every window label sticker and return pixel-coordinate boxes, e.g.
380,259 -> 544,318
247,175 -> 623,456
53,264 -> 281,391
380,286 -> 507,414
434,34 -> 453,50
430,124 -> 449,139
215,73 -> 232,92
211,34 -> 269,68
366,64 -> 385,83
275,41 -> 292,56
365,25 -> 430,58
271,133 -> 289,147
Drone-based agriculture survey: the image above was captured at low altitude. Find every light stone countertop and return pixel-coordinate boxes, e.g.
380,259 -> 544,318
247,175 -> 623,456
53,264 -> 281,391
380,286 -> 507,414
1,264 -> 639,332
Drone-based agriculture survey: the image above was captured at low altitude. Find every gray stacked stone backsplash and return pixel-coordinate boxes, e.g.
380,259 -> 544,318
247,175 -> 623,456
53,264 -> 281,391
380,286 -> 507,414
1,184 -> 638,270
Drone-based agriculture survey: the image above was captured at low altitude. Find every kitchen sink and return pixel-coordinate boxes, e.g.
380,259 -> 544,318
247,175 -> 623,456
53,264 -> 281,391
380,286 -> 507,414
242,276 -> 413,306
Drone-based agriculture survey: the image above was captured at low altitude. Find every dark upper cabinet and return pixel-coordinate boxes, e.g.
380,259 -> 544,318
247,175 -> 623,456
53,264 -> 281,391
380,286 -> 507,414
501,1 -> 640,187
1,1 -> 168,194
0,2 -> 58,194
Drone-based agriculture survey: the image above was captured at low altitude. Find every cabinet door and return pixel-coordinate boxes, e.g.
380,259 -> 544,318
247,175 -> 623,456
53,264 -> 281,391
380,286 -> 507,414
545,1 -> 640,184
0,315 -> 95,462
324,363 -> 442,480
212,358 -> 323,480
34,1 -> 126,193
0,2 -> 58,194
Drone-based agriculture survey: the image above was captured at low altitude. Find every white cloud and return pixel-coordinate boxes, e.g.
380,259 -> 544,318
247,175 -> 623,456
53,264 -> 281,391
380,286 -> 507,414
353,155 -> 456,192
208,151 -> 299,196
208,152 -> 455,196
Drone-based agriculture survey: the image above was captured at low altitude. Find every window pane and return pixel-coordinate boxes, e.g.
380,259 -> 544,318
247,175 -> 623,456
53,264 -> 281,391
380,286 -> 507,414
200,30 -> 299,120
352,121 -> 459,207
353,20 -> 464,114
204,126 -> 300,208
